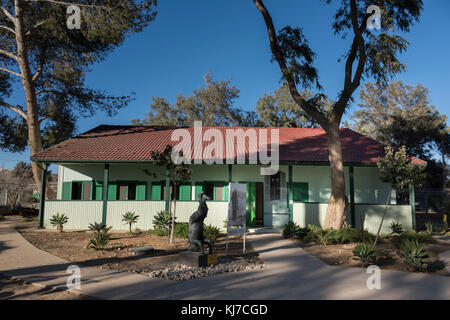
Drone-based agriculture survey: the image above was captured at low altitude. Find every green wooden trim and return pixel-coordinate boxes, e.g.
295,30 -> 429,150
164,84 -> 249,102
38,163 -> 48,229
165,168 -> 170,211
288,165 -> 293,222
102,164 -> 109,226
349,166 -> 356,227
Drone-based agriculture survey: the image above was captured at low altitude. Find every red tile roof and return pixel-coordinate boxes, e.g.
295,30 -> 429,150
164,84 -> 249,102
30,125 -> 425,165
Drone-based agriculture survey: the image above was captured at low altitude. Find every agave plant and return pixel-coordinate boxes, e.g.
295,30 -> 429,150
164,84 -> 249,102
389,222 -> 404,235
398,239 -> 429,271
122,211 -> 140,234
353,243 -> 376,266
49,213 -> 69,232
204,225 -> 221,244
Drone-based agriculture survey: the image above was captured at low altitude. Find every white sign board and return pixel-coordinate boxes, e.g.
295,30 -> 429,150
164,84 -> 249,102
227,183 -> 247,227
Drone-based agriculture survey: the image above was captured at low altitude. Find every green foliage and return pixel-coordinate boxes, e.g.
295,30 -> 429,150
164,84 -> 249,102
377,145 -> 425,191
122,211 -> 139,233
353,243 -> 376,266
152,210 -> 173,231
389,222 -> 404,235
391,231 -> 436,248
282,223 -> 374,245
398,239 -> 429,271
282,221 -> 300,239
88,222 -> 106,232
49,213 -> 68,232
204,225 -> 221,243
133,72 -> 242,126
173,222 -> 189,238
350,81 -> 449,182
425,222 -> 434,235
87,226 -> 112,251
148,227 -> 168,237
0,1 -> 158,152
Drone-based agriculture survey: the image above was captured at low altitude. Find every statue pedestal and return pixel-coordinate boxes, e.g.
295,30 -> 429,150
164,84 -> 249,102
179,251 -> 218,268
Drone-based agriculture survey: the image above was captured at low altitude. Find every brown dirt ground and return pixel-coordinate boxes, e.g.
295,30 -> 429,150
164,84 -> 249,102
15,221 -> 257,275
0,274 -> 93,300
294,238 -> 449,276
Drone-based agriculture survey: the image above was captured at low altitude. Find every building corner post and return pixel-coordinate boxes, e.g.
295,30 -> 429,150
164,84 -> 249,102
102,164 -> 110,227
288,165 -> 293,222
349,166 -> 355,227
409,183 -> 416,230
165,168 -> 170,212
38,163 -> 48,229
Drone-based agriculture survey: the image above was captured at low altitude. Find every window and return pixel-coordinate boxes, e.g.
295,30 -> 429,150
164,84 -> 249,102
71,182 -> 82,200
270,172 -> 281,201
202,182 -> 228,201
115,182 -> 145,200
293,182 -> 308,202
62,181 -> 93,200
160,183 -> 191,201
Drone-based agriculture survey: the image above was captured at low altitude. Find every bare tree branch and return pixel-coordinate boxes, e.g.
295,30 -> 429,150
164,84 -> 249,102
0,49 -> 18,61
0,66 -> 22,78
253,0 -> 328,129
0,100 -> 27,119
0,6 -> 15,23
0,24 -> 16,34
25,19 -> 48,36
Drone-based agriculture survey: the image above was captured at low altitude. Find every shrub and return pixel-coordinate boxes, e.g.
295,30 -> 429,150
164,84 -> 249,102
49,213 -> 69,232
87,226 -> 112,250
173,222 -> 189,238
315,230 -> 333,246
282,221 -> 300,239
398,239 -> 429,271
294,226 -> 310,240
122,211 -> 139,234
148,228 -> 168,237
204,225 -> 221,243
391,231 -> 436,248
389,222 -> 404,235
353,243 -> 376,266
0,215 -> 4,221
152,210 -> 173,231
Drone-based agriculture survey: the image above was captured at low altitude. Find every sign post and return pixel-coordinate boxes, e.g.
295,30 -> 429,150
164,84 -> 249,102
226,183 -> 247,255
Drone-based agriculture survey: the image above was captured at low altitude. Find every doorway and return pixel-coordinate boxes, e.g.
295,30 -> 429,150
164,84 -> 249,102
244,182 -> 264,227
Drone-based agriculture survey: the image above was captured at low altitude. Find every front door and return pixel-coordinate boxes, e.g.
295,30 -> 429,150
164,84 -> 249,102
244,182 -> 264,227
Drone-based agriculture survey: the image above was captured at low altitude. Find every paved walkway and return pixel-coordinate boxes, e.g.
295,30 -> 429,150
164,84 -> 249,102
1,217 -> 450,300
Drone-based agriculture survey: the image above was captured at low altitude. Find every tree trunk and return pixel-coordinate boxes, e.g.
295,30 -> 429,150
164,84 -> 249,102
373,185 -> 393,247
14,1 -> 55,200
323,121 -> 347,230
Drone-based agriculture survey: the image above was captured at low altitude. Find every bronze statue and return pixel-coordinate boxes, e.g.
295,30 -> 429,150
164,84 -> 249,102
188,191 -> 213,254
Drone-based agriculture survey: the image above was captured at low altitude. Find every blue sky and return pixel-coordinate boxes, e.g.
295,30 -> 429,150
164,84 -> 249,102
1,0 -> 449,169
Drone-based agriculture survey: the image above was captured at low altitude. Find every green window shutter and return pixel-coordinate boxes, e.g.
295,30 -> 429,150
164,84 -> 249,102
62,182 -> 72,200
136,182 -> 147,200
223,183 -> 229,201
194,183 -> 203,200
94,181 -> 103,200
151,182 -> 162,200
179,183 -> 191,201
293,182 -> 308,202
107,183 -> 117,200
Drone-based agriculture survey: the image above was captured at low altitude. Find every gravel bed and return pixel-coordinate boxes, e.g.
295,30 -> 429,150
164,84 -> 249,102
149,257 -> 265,281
